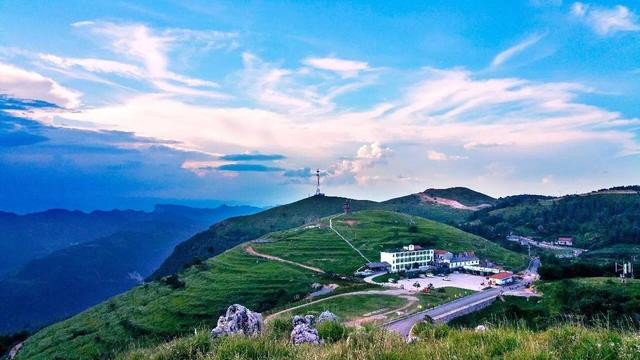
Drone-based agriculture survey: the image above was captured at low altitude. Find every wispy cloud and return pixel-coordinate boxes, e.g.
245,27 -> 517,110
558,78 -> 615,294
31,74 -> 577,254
220,153 -> 286,161
427,150 -> 467,161
491,33 -> 546,68
571,2 -> 640,36
302,56 -> 369,78
38,54 -> 144,78
216,163 -> 284,172
0,62 -> 81,108
64,21 -> 235,98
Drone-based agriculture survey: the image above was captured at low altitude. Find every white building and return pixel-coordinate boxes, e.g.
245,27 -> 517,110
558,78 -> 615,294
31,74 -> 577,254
488,272 -> 514,286
448,252 -> 480,269
380,244 -> 434,273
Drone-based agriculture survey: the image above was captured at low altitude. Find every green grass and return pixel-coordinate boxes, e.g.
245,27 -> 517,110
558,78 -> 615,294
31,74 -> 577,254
255,210 -> 527,275
271,294 -> 408,322
118,322 -> 640,360
16,247 -> 323,360
416,287 -> 474,309
451,278 -> 640,331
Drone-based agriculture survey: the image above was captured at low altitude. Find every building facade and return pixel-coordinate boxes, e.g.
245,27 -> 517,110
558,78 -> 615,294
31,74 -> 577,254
448,252 -> 480,269
380,244 -> 434,273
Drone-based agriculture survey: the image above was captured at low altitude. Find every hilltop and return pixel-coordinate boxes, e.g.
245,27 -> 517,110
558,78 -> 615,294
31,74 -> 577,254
15,210 -> 524,359
151,195 -> 379,278
154,187 -> 496,278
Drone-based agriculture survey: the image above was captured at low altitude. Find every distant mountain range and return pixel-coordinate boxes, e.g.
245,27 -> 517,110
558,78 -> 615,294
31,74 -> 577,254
0,204 -> 260,334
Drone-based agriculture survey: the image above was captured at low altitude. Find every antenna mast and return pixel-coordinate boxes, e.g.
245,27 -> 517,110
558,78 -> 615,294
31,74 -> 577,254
314,169 -> 324,196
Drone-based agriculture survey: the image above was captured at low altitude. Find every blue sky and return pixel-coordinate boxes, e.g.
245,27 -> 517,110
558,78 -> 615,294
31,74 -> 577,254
0,0 -> 639,212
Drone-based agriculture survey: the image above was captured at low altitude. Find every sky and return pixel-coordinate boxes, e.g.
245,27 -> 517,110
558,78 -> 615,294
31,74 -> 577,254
0,0 -> 639,212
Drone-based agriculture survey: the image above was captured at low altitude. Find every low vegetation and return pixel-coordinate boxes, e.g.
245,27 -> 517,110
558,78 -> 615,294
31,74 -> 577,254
255,210 -> 527,275
15,247 -> 322,360
451,278 -> 640,330
119,322 -> 640,360
269,294 -> 408,323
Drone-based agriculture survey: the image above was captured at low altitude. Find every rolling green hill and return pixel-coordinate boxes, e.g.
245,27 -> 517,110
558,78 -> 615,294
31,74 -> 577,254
254,210 -> 526,274
15,209 -> 519,359
423,187 -> 497,206
151,195 -> 379,279
463,192 -> 640,254
153,188 -> 496,279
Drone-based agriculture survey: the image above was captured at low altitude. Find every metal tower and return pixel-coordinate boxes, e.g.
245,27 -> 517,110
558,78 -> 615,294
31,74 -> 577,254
315,169 -> 322,196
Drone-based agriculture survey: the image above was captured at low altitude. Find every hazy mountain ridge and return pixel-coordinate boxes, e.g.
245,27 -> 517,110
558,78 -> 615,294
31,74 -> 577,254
0,204 -> 261,334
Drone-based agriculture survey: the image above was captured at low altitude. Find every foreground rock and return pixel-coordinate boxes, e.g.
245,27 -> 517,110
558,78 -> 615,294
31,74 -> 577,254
211,304 -> 263,338
290,314 -> 322,345
317,310 -> 338,324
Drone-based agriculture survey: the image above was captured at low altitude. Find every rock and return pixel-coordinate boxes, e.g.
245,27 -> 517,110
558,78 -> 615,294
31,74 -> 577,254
475,325 -> 487,332
211,304 -> 263,338
290,314 -> 322,345
317,310 -> 338,324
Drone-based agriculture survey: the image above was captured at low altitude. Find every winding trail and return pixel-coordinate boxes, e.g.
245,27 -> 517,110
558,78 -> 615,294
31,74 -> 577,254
264,289 -> 417,323
244,245 -> 325,274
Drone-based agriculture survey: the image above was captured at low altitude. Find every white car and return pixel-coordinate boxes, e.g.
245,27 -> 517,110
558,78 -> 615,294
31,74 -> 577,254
443,277 -> 451,281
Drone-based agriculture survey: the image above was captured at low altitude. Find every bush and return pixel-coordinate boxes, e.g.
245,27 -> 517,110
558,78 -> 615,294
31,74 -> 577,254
412,322 -> 450,339
266,317 -> 292,340
317,321 -> 349,343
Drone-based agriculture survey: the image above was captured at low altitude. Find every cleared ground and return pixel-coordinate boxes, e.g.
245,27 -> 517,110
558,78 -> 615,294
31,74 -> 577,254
396,273 -> 490,292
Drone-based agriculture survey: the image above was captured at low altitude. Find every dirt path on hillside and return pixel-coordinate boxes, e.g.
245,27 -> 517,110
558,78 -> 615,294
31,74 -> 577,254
344,295 -> 418,327
244,245 -> 325,274
264,289 -> 417,323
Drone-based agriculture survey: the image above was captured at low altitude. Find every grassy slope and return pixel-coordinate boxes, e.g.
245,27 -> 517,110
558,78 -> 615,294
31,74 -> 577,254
471,193 -> 640,249
271,294 -> 408,322
154,188 -> 496,278
255,210 -> 526,274
151,195 -> 379,279
423,187 -> 497,206
16,248 -> 323,360
119,322 -> 640,360
451,278 -> 640,330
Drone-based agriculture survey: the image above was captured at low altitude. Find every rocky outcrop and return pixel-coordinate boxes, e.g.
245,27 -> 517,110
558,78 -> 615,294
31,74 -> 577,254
211,304 -> 263,338
290,314 -> 322,345
317,310 -> 338,324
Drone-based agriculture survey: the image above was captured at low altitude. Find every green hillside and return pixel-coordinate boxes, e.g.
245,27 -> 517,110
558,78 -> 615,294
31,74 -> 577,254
452,278 -> 640,330
151,195 -> 379,278
15,209 -> 518,359
463,193 -> 640,253
119,322 -> 640,360
153,188 -> 495,279
255,210 -> 526,273
15,247 -> 325,360
423,187 -> 497,206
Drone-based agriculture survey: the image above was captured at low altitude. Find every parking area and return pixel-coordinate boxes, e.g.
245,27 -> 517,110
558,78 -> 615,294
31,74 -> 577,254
395,273 -> 489,291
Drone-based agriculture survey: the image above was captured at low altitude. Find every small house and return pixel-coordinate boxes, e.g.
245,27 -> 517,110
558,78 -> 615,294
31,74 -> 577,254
556,236 -> 574,247
488,272 -> 514,286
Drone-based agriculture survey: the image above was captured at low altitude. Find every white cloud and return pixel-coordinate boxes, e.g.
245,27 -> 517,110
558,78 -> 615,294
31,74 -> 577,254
69,21 -> 231,98
541,175 -> 553,184
0,62 -> 81,108
571,2 -> 640,35
327,142 -> 393,185
302,57 -> 369,77
491,33 -> 546,68
38,53 -> 143,78
427,150 -> 468,161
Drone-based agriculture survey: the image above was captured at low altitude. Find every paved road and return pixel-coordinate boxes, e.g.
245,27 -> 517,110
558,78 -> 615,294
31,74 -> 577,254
384,281 -> 528,337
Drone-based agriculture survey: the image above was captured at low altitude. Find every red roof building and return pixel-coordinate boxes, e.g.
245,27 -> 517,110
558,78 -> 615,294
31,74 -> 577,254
488,272 -> 514,285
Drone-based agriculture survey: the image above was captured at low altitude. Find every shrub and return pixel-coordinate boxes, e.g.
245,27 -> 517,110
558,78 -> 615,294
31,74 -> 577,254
317,321 -> 349,343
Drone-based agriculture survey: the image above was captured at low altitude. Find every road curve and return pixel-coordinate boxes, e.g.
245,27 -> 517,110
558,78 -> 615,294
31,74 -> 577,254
384,287 -> 504,337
